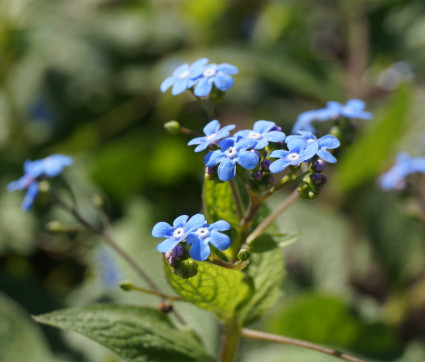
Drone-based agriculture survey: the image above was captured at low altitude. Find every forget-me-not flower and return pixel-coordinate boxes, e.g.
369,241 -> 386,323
269,140 -> 319,173
286,131 -> 340,163
7,154 -> 73,211
153,214 -> 206,253
235,120 -> 286,150
161,58 -> 209,95
188,220 -> 231,261
204,137 -> 259,181
188,119 -> 236,152
379,152 -> 425,190
194,62 -> 238,97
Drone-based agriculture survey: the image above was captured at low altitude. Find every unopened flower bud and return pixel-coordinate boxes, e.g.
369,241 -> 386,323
311,159 -> 326,173
164,120 -> 180,135
237,249 -> 250,261
39,180 -> 50,193
270,125 -> 282,132
310,173 -> 323,184
252,171 -> 262,181
172,245 -> 186,260
261,159 -> 271,171
174,259 -> 198,279
119,280 -> 133,292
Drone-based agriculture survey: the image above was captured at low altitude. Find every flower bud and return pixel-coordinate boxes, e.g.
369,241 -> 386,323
252,171 -> 263,181
158,301 -> 173,314
174,259 -> 198,279
270,125 -> 282,132
311,159 -> 326,173
119,280 -> 133,292
46,220 -> 65,233
172,244 -> 188,260
164,120 -> 180,135
310,173 -> 323,184
38,180 -> 50,193
261,159 -> 271,171
237,249 -> 250,261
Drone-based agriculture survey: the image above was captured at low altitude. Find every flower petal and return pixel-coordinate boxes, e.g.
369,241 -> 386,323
172,63 -> 189,77
269,150 -> 289,159
317,149 -> 337,163
236,151 -> 259,170
209,220 -> 231,231
194,77 -> 213,97
190,58 -> 209,78
189,238 -> 211,261
157,238 -> 181,253
270,159 -> 290,173
319,135 -> 340,149
217,63 -> 238,74
160,77 -> 175,92
173,215 -> 189,228
186,214 -> 207,230
263,131 -> 286,143
253,120 -> 275,133
152,222 -> 174,238
22,181 -> 39,211
210,232 -> 231,250
188,136 -> 204,146
205,150 -> 225,167
203,120 -> 220,135
218,158 -> 236,181
214,73 -> 234,92
172,78 -> 189,95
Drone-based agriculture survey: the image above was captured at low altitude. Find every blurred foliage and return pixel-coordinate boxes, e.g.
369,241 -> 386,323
1,0 -> 425,361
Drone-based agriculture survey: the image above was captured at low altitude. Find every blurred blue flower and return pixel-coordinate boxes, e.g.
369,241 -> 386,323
269,141 -> 318,173
96,246 -> 122,289
286,131 -> 340,163
188,220 -> 231,261
188,119 -> 235,152
161,58 -> 208,95
292,99 -> 372,134
379,152 -> 425,190
153,214 -> 206,253
204,137 -> 259,181
235,120 -> 286,150
194,62 -> 238,97
7,154 -> 73,211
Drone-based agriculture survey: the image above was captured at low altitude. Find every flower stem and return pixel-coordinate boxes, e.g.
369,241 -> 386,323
219,318 -> 241,362
119,281 -> 184,301
246,189 -> 298,245
241,329 -> 365,362
229,179 -> 244,221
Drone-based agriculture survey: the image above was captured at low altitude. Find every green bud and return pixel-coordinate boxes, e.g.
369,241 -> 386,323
119,280 -> 133,292
329,125 -> 342,140
237,249 -> 250,261
164,121 -> 180,135
174,259 -> 198,279
38,180 -> 50,193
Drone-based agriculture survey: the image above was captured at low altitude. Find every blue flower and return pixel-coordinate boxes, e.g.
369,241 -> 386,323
326,99 -> 373,120
292,99 -> 372,134
161,58 -> 209,95
194,63 -> 238,97
286,131 -> 340,163
235,120 -> 286,150
96,246 -> 122,289
269,141 -> 319,173
153,214 -> 206,253
379,152 -> 425,190
204,137 -> 259,181
188,119 -> 236,152
188,220 -> 231,261
7,154 -> 73,211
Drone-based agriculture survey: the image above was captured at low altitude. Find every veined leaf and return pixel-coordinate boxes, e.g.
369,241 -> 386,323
164,260 -> 253,321
34,304 -> 212,362
249,231 -> 300,253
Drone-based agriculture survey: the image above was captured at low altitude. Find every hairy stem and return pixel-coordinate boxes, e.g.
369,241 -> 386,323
241,329 -> 365,362
246,189 -> 298,245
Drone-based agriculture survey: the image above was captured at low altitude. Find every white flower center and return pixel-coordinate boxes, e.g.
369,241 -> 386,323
196,227 -> 210,238
173,227 -> 185,238
248,131 -> 262,140
206,133 -> 216,141
179,70 -> 190,79
225,146 -> 237,158
287,153 -> 300,161
203,67 -> 216,77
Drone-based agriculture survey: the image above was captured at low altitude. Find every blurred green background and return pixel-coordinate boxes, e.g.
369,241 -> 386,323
1,0 -> 425,361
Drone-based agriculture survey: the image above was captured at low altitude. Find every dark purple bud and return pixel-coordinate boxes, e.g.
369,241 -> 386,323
251,149 -> 261,158
321,175 -> 327,184
310,173 -> 323,185
172,245 -> 185,260
261,159 -> 271,171
252,171 -> 262,180
270,125 -> 282,132
312,159 -> 326,172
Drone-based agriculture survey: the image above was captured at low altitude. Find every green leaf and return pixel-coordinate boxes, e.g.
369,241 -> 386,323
164,260 -> 253,321
34,304 -> 213,362
333,86 -> 410,193
249,231 -> 300,253
0,292 -> 53,362
203,177 -> 240,228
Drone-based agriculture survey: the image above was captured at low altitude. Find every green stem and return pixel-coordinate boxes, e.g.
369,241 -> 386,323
246,189 -> 299,245
119,281 -> 184,301
229,179 -> 244,221
219,318 -> 241,362
208,253 -> 249,270
241,328 -> 365,362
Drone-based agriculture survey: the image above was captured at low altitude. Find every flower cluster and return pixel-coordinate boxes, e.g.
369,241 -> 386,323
293,99 -> 373,134
379,152 -> 425,190
7,154 -> 73,211
188,120 -> 340,183
160,58 -> 238,97
152,214 -> 231,262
